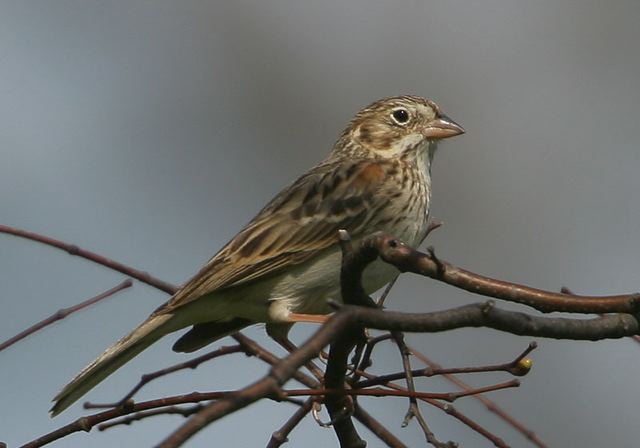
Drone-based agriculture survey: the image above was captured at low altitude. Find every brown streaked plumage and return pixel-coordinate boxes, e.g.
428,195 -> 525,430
50,95 -> 464,416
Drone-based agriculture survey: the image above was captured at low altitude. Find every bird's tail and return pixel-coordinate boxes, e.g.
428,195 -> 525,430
50,313 -> 175,416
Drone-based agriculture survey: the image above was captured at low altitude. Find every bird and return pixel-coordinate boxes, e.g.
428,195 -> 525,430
50,95 -> 464,416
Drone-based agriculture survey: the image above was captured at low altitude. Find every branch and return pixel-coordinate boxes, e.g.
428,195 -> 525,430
392,331 -> 452,447
85,344 -> 245,409
410,348 -> 548,448
357,341 -> 536,387
353,369 -> 509,448
363,231 -> 640,314
0,224 -> 176,294
352,406 -> 407,448
157,228 -> 639,446
323,328 -> 366,448
155,298 -> 639,447
266,398 -> 314,448
97,404 -> 205,431
346,302 -> 639,339
0,280 -> 132,352
6,224 -> 639,448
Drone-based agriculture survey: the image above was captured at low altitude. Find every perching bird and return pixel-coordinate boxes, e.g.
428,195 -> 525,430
51,95 -> 464,416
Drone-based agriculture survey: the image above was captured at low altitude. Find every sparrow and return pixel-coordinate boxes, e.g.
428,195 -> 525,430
51,95 -> 464,416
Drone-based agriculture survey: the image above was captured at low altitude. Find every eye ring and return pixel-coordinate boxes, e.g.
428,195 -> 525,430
391,108 -> 410,125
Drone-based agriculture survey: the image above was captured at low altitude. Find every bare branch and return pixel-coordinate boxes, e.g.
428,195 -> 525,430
410,348 -> 548,448
0,224 -> 177,294
366,232 -> 640,314
97,404 -> 205,431
353,342 -> 534,389
345,302 -> 639,340
377,277 -> 398,308
0,280 -> 132,352
354,369 -> 509,447
155,299 -> 638,447
6,225 -> 639,448
266,399 -> 314,448
84,344 -> 244,410
352,406 -> 407,448
392,331 -> 451,447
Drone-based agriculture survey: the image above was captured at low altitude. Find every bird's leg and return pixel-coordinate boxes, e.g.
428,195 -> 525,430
285,312 -> 330,324
276,335 -> 327,381
284,314 -> 333,365
266,321 -> 327,381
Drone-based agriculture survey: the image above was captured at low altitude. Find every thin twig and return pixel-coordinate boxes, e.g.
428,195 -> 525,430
351,333 -> 393,385
377,277 -> 398,307
354,342 -> 535,389
354,369 -> 509,447
352,406 -> 407,448
84,344 -> 245,409
278,382 -> 522,400
274,337 -> 326,382
266,398 -> 314,448
410,347 -> 547,448
0,224 -> 176,294
424,219 -> 444,240
392,331 -> 454,448
98,404 -> 205,431
0,279 -> 132,352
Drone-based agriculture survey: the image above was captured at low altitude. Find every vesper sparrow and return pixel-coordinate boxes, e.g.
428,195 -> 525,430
51,95 -> 464,415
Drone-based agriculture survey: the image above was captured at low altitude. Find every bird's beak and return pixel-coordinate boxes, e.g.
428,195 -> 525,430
422,114 -> 465,140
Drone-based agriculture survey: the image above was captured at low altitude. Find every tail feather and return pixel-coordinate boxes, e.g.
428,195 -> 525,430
50,314 -> 174,416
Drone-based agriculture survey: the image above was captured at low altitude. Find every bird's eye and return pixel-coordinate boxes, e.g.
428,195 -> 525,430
391,108 -> 410,125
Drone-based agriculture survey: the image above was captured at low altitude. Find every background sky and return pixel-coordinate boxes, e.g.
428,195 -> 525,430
1,1 -> 640,447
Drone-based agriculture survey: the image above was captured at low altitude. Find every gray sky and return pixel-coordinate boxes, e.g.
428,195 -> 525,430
1,1 -> 640,447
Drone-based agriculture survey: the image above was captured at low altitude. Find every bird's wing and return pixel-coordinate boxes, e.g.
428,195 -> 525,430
157,157 -> 395,314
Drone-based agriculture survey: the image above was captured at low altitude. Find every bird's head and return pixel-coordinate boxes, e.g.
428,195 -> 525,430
333,95 -> 464,159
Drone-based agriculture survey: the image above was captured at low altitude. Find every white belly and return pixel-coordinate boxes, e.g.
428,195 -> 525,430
260,215 -> 429,323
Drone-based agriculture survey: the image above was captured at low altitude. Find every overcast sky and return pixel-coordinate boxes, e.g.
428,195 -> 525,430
2,1 -> 640,447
